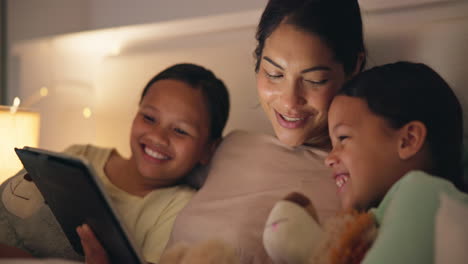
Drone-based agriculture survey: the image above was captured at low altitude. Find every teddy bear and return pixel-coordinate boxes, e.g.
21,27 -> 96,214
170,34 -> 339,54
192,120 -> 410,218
263,192 -> 378,264
161,191 -> 377,264
0,170 -> 81,259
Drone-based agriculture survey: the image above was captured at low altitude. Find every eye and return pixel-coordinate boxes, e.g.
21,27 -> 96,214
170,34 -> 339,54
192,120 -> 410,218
304,79 -> 328,85
142,114 -> 155,124
264,70 -> 283,80
174,128 -> 189,136
337,135 -> 349,142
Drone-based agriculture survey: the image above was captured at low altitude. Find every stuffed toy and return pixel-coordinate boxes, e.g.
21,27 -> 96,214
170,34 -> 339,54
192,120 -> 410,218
160,191 -> 377,264
0,171 -> 81,260
263,192 -> 378,264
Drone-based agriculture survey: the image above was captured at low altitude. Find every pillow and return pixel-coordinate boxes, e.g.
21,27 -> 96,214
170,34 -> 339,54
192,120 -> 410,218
166,130 -> 340,263
435,192 -> 468,264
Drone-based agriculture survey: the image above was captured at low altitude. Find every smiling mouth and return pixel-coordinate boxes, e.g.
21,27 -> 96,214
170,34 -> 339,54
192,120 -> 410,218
144,145 -> 171,161
275,111 -> 309,129
334,173 -> 349,191
281,114 -> 304,122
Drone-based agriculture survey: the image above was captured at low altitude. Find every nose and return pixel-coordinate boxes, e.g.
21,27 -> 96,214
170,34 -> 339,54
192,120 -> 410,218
324,151 -> 338,168
279,80 -> 306,109
149,125 -> 170,147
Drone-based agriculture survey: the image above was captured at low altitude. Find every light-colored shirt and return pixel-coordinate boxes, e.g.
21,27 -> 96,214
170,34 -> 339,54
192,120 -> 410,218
0,144 -> 194,263
363,170 -> 468,264
167,130 -> 340,264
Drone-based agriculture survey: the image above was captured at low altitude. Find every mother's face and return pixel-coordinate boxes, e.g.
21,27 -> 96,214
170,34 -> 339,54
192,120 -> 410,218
256,22 -> 347,147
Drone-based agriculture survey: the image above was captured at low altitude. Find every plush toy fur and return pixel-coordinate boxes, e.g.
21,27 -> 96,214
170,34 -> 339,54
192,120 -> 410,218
263,192 -> 324,264
264,192 -> 378,264
161,192 -> 377,264
312,209 -> 377,264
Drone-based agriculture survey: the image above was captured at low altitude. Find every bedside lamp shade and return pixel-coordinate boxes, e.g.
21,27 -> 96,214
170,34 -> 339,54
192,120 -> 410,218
0,106 -> 40,183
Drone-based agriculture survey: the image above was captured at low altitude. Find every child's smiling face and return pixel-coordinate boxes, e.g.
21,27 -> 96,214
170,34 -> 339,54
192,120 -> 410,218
325,95 -> 405,211
130,79 -> 213,188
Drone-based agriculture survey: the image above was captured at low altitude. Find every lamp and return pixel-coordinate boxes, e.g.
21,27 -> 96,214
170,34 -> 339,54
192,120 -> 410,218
0,105 -> 40,183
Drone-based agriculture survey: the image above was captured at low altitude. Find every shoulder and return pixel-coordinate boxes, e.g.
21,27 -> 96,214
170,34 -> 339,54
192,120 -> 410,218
63,144 -> 115,169
373,170 -> 461,222
147,185 -> 195,207
364,171 -> 468,264
384,170 -> 468,218
63,144 -> 113,158
383,170 -> 460,205
142,185 -> 195,223
166,185 -> 195,202
396,170 -> 454,189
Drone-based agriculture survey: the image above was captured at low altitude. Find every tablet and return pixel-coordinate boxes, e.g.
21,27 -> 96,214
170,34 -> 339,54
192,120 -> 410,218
15,147 -> 146,264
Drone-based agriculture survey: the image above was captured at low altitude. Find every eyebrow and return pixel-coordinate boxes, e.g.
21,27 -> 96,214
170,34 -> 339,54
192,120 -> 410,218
332,122 -> 347,134
140,105 -> 200,130
263,56 -> 332,73
263,56 -> 284,70
301,66 -> 331,74
140,105 -> 157,112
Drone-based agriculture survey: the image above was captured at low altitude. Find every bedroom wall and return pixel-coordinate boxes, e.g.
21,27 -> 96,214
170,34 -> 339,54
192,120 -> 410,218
6,0 -> 468,157
7,0 -> 268,42
8,10 -> 266,156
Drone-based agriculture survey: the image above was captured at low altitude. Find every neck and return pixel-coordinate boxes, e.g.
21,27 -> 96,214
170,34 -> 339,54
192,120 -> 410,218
105,153 -> 156,197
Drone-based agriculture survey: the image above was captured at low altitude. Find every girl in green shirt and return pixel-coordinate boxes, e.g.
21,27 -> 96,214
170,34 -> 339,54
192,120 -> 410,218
325,61 -> 468,263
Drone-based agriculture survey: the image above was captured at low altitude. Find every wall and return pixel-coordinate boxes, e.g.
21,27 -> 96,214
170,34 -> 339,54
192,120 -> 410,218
7,0 -> 90,43
363,1 -> 468,99
9,10 -> 266,156
7,0 -> 468,157
87,0 -> 267,30
7,0 -> 267,43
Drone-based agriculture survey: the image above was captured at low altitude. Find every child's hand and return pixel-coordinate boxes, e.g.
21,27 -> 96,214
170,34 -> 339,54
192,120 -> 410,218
76,224 -> 110,264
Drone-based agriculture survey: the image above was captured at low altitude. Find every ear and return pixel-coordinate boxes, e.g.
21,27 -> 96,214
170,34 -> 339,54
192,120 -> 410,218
350,52 -> 366,77
397,121 -> 427,160
199,138 -> 221,165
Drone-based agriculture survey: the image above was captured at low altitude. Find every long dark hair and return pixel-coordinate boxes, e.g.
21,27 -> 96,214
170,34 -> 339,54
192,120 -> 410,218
254,0 -> 366,75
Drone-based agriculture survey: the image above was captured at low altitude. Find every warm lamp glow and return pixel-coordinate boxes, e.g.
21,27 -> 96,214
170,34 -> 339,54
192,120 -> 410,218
0,106 -> 40,183
40,87 -> 49,97
82,107 -> 92,119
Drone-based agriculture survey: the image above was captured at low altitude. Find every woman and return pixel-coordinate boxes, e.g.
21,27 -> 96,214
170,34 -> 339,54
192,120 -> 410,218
164,0 -> 365,262
79,0 -> 367,263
